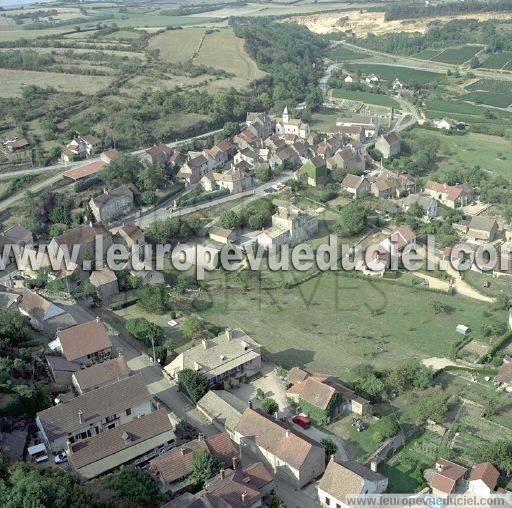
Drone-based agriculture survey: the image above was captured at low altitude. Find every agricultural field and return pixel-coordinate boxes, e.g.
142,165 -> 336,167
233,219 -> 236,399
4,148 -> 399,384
412,48 -> 443,60
480,51 -> 512,69
345,63 -> 442,84
460,91 -> 512,108
332,89 -> 400,108
431,45 -> 482,64
425,98 -> 512,122
197,269 -> 499,378
327,46 -> 370,62
148,28 -> 206,63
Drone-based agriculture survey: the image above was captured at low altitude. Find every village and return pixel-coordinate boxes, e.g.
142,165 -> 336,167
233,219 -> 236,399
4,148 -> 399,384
0,89 -> 511,508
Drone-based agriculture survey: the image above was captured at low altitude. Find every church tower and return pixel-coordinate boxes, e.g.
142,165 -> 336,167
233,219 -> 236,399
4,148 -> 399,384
283,106 -> 290,124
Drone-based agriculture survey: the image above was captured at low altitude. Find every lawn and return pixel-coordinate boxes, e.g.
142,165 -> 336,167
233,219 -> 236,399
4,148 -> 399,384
197,269 -> 495,377
431,45 -> 482,65
148,28 -> 206,63
0,69 -> 113,97
327,46 -> 370,62
310,107 -> 347,132
480,51 -> 512,69
332,89 -> 400,108
346,63 -> 442,85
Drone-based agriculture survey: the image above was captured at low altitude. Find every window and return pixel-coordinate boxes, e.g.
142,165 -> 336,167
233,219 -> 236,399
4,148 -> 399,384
325,498 -> 330,506
126,408 -> 132,416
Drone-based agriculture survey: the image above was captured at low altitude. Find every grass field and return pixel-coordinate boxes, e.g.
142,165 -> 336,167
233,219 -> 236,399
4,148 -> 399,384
310,107 -> 347,131
113,14 -> 219,29
480,51 -> 512,69
426,98 -> 512,119
460,91 -> 512,108
431,45 -> 482,64
327,46 -> 370,62
346,63 -> 442,84
0,69 -> 113,97
332,89 -> 400,108
197,270 -> 496,377
413,48 -> 443,60
148,28 -> 206,63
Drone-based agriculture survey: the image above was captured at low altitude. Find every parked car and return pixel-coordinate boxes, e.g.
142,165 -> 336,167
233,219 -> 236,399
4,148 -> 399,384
54,452 -> 67,464
292,415 -> 312,429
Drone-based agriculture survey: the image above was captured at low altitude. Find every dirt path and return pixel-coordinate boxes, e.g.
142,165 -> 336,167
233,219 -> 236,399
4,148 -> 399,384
422,357 -> 462,371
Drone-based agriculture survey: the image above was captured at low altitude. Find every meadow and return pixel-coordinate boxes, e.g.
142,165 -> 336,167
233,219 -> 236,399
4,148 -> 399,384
431,45 -> 482,64
148,28 -> 206,63
480,51 -> 512,69
346,63 -> 442,84
327,46 -> 370,62
332,88 -> 400,108
197,270 -> 496,378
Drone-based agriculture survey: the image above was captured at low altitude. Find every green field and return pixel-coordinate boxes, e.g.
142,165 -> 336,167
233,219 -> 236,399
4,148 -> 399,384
197,270 -> 496,377
346,63 -> 442,84
332,89 -> 400,108
148,28 -> 206,63
413,49 -> 443,60
426,98 -> 512,119
480,51 -> 512,69
327,46 -> 370,62
460,91 -> 512,108
466,79 -> 512,93
431,45 -> 482,64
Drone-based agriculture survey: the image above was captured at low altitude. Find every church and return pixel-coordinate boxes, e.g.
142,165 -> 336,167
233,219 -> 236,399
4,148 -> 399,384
275,107 -> 310,139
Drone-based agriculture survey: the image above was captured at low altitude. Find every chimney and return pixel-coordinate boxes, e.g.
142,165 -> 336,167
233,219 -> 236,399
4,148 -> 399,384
370,461 -> 378,473
220,469 -> 225,480
241,492 -> 248,504
156,401 -> 161,410
285,429 -> 290,438
180,448 -> 186,455
96,316 -> 100,322
248,400 -> 253,409
201,338 -> 209,349
121,431 -> 131,444
198,433 -> 203,442
232,456 -> 239,471
78,409 -> 83,424
225,328 -> 233,341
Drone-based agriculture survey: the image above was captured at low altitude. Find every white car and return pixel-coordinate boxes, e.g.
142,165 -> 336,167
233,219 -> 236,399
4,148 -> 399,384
54,452 -> 67,464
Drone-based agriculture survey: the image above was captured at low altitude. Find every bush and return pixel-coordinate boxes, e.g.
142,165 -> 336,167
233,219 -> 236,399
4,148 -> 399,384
136,284 -> 169,314
177,368 -> 208,403
261,397 -> 279,415
125,318 -> 164,348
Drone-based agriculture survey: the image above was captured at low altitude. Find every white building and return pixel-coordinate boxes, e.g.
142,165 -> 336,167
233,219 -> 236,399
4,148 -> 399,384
275,107 -> 310,139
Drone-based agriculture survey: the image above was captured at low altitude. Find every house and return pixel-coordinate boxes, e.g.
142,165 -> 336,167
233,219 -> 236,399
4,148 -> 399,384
433,118 -> 455,130
166,461 -> 273,508
234,407 -> 325,488
204,145 -> 229,169
234,128 -> 260,150
45,354 -> 81,386
375,131 -> 401,159
62,160 -> 107,181
425,181 -> 473,208
365,73 -> 379,85
48,318 -> 113,367
89,268 -> 119,302
296,157 -> 329,187
370,170 -> 415,199
318,458 -> 388,507
149,432 -> 237,491
4,137 -> 30,153
468,462 -> 500,496
382,226 -> 416,257
81,135 -> 102,156
341,174 -> 370,199
36,373 -> 152,453
327,148 -> 366,172
61,135 -> 101,162
336,115 -> 379,139
216,139 -> 237,158
344,73 -> 357,83
68,407 -> 175,481
3,225 -> 33,247
497,356 -> 512,390
287,372 -> 370,420
257,205 -> 319,249
430,459 -> 468,496
143,144 -> 172,166
164,329 -> 261,388
177,154 -> 209,184
404,194 -> 438,219
110,224 -> 145,253
89,184 -> 134,223
275,107 -> 310,139
332,125 -> 366,143
467,216 -> 498,243
246,111 -> 273,139
72,355 -> 130,394
269,145 -> 301,169
392,79 -> 404,90
99,148 -> 120,164
203,169 -> 253,194
17,289 -> 76,334
209,227 -> 237,245
196,390 -> 246,438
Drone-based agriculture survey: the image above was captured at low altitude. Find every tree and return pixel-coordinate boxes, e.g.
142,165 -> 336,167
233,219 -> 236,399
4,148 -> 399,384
386,360 -> 433,393
181,314 -> 205,340
106,466 -> 165,507
334,201 -> 370,237
189,451 -> 222,488
255,164 -> 272,182
177,368 -> 208,403
416,393 -> 449,424
320,437 -> 338,456
218,210 -> 241,230
126,318 -> 164,348
136,284 -> 169,314
474,439 -> 512,474
105,154 -> 142,187
481,396 -> 500,418
261,397 -> 279,415
0,309 -> 31,351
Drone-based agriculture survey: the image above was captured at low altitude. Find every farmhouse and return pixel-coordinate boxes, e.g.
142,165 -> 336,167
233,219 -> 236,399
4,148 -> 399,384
404,194 -> 438,219
318,458 -> 388,507
467,216 -> 498,243
275,107 -> 310,139
201,169 -> 253,194
72,355 -> 130,394
370,169 -> 415,199
100,148 -> 120,164
425,181 -> 473,208
430,459 -> 468,496
89,184 -> 134,223
234,407 -> 325,488
177,153 -> 210,184
257,205 -> 318,249
341,173 -> 370,197
327,147 -> 366,172
48,318 -> 113,367
164,328 -> 262,388
375,131 -> 401,159
295,157 -> 329,187
36,373 -> 152,453
61,135 -> 101,161
68,407 -> 175,481
336,115 -> 380,139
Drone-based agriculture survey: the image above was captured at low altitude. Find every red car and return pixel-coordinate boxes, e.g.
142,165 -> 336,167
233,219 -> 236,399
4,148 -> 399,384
292,415 -> 312,429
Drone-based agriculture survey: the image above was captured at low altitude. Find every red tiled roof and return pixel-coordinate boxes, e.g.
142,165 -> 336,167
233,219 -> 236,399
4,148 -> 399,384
63,160 -> 107,181
470,462 -> 499,490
